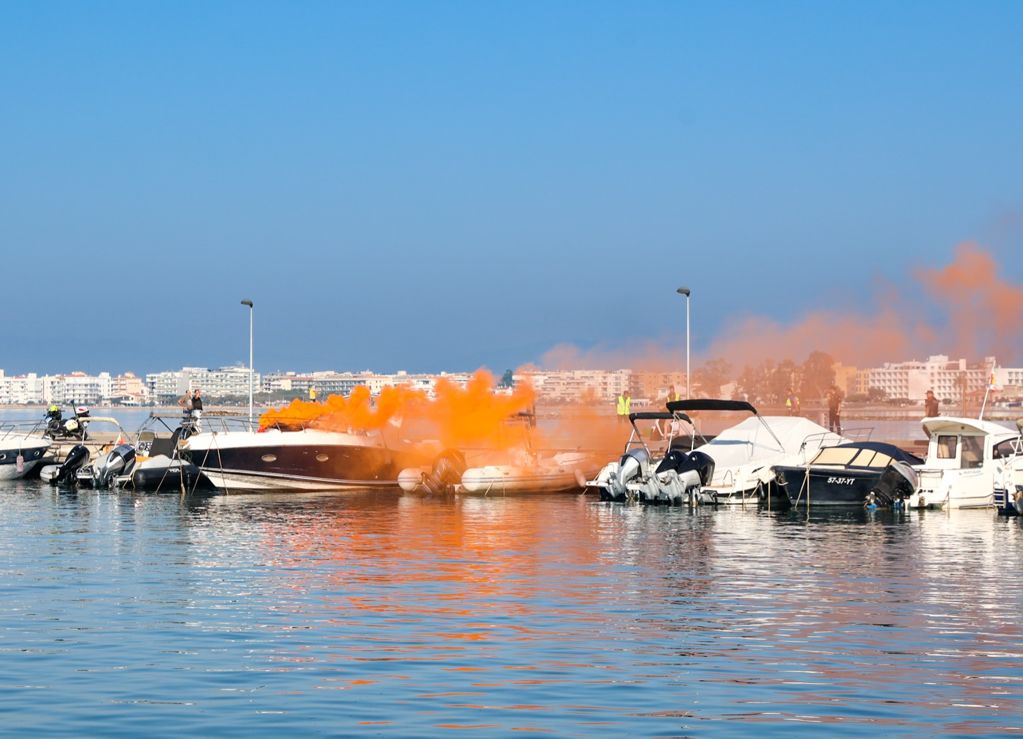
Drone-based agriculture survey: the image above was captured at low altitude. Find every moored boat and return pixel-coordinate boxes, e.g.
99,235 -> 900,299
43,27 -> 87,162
0,424 -> 51,480
769,441 -> 922,508
401,450 -> 598,496
909,416 -> 1023,509
181,427 -> 428,492
665,399 -> 847,505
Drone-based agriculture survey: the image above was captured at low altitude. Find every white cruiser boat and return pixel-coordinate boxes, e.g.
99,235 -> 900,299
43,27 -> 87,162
666,399 -> 846,505
0,424 -> 51,480
909,416 -> 1023,510
400,449 -> 597,496
586,408 -> 714,504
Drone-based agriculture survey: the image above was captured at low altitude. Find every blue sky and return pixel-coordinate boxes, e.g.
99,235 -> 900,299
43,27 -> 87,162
2,1 -> 1021,375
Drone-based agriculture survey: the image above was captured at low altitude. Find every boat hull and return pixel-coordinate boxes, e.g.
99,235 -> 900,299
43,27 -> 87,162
770,467 -> 881,506
182,430 -> 424,492
0,441 -> 50,480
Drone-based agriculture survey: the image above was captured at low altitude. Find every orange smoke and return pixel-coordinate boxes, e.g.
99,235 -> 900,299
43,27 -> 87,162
536,242 -> 1023,376
260,369 -> 540,454
917,242 -> 1023,363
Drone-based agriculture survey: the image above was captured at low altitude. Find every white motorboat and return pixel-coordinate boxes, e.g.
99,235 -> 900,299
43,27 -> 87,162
909,416 -> 1023,510
665,399 -> 847,505
586,408 -> 714,504
0,424 -> 51,480
400,450 -> 598,496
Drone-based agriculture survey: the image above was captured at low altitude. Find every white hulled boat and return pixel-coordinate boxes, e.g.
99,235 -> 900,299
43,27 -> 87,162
909,416 -> 1023,510
0,424 -> 51,480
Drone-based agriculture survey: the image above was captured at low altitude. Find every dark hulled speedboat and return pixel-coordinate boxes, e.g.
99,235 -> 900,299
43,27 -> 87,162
769,441 -> 922,508
181,428 -> 429,492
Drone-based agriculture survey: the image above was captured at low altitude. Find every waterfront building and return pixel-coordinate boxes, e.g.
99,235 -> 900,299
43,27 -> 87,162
516,369 -> 632,404
144,366 -> 261,403
856,355 -> 997,402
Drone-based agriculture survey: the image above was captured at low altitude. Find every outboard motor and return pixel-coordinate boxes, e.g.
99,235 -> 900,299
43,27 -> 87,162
607,448 -> 650,501
868,461 -> 918,508
422,449 -> 467,495
55,444 -> 90,485
647,450 -> 715,505
93,444 -> 137,488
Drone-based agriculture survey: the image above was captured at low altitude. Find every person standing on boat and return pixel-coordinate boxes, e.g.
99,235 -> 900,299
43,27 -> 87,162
178,389 -> 193,413
826,383 -> 843,435
785,388 -> 800,416
308,386 -> 318,403
924,389 -> 939,417
191,388 -> 204,432
616,391 -> 631,425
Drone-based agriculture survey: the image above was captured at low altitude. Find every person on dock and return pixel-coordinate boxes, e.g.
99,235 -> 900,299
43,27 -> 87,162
308,386 -> 318,403
826,383 -> 843,435
785,388 -> 800,416
616,391 -> 631,426
924,389 -> 940,418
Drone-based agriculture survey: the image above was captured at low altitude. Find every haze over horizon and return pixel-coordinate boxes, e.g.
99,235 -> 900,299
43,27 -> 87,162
3,2 -> 1022,377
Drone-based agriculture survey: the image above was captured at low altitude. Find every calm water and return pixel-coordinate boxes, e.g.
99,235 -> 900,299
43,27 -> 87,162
1,481 -> 1021,737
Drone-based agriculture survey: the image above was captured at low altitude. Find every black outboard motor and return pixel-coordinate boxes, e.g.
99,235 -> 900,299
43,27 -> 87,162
422,449 -> 467,495
868,461 -> 918,507
657,450 -> 715,486
93,444 -> 137,488
55,444 -> 90,484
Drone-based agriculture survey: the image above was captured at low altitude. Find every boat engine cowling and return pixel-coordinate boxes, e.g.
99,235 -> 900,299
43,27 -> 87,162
615,448 -> 650,492
56,444 -> 90,484
93,444 -> 137,488
657,450 -> 715,486
422,449 -> 467,495
869,461 -> 918,507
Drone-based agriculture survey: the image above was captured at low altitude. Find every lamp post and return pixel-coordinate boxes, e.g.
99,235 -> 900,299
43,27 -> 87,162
241,299 -> 254,425
676,287 -> 691,399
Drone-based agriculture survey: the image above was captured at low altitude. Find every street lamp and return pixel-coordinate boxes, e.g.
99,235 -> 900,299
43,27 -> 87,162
241,299 -> 254,425
676,287 -> 691,399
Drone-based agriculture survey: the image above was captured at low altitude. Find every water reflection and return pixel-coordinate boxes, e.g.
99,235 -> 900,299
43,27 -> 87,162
0,483 -> 1021,735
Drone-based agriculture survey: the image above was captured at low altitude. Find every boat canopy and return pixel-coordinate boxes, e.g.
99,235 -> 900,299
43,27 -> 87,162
921,416 -> 1017,439
629,411 -> 693,424
666,399 -> 757,415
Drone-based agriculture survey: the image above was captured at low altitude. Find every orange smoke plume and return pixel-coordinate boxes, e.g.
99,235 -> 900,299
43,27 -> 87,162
917,242 -> 1023,363
260,369 -> 539,454
536,242 -> 1023,375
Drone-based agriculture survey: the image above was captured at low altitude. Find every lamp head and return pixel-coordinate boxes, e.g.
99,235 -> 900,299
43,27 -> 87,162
676,287 -> 690,297
241,299 -> 254,308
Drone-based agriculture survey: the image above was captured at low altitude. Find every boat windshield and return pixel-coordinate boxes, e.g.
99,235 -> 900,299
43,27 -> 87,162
848,449 -> 893,468
811,447 -> 859,466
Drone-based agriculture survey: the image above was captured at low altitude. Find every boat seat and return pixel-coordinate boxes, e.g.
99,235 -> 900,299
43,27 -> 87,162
149,436 -> 177,458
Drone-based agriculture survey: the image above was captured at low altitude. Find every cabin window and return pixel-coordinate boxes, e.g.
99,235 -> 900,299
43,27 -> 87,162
960,436 -> 983,469
936,435 -> 957,459
993,438 -> 1022,459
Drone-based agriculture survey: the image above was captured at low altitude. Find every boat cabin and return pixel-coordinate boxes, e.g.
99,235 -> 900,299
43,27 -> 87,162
915,416 -> 1022,509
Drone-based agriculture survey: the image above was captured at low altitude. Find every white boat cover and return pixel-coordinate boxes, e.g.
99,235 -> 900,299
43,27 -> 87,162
695,416 -> 843,491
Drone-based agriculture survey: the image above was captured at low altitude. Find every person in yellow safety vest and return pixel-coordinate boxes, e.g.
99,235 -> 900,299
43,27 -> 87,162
308,386 -> 318,403
616,391 -> 631,425
785,388 -> 800,415
667,384 -> 682,403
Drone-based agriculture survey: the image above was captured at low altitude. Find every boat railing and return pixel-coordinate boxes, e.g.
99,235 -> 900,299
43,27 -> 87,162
0,419 -> 51,441
799,428 -> 872,454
